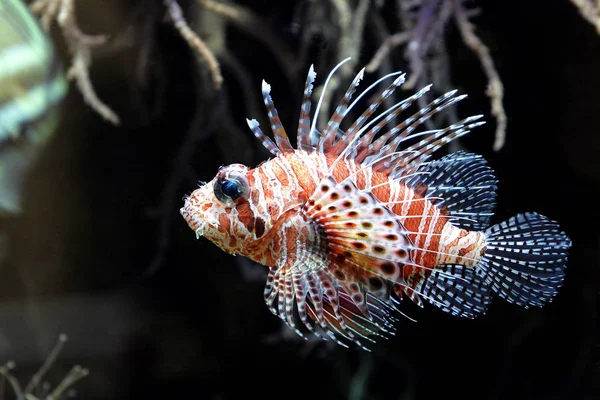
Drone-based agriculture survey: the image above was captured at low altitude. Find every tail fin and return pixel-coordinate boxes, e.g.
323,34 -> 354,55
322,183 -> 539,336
479,212 -> 572,308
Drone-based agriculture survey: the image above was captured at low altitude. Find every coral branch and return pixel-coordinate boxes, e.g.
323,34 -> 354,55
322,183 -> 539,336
0,334 -> 87,400
197,0 -> 296,82
24,333 -> 67,393
366,32 -> 411,73
316,0 -> 370,128
366,0 -> 507,151
165,0 -> 223,89
455,1 -> 507,151
31,0 -> 120,125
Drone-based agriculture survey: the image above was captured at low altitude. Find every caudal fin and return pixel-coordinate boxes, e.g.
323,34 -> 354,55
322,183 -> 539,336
479,212 -> 572,308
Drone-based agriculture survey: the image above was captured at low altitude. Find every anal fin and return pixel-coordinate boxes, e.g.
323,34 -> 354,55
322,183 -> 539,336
413,264 -> 493,318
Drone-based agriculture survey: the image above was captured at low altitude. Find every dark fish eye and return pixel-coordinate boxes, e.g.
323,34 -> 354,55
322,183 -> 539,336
214,176 -> 248,203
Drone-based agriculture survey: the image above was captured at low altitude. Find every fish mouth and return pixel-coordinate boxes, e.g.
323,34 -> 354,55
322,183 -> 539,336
180,204 -> 206,239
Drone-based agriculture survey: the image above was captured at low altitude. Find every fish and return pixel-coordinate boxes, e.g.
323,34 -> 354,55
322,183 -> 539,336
180,58 -> 572,350
0,0 -> 68,213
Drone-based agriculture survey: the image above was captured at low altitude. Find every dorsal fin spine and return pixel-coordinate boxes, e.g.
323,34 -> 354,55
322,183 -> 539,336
261,80 -> 294,153
297,65 -> 317,151
320,68 -> 365,151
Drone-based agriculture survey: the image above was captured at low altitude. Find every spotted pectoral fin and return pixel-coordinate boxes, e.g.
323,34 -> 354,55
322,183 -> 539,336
305,175 -> 415,285
262,210 -> 400,350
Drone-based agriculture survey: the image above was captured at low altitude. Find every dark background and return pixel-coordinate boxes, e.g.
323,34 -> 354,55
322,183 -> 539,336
0,0 -> 598,399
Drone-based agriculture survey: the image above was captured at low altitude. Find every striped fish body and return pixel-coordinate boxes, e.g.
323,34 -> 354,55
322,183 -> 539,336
243,150 -> 484,273
0,0 -> 67,213
181,60 -> 571,350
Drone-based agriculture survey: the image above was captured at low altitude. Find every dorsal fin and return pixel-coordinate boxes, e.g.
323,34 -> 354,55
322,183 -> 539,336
318,68 -> 365,152
403,151 -> 498,230
247,60 -> 485,168
261,81 -> 294,153
297,65 -> 316,151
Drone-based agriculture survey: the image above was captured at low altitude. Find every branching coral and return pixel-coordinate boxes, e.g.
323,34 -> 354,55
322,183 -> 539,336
29,0 -> 226,127
29,0 -> 120,125
165,0 -> 223,89
367,0 -> 507,150
0,334 -> 88,400
198,0 -> 297,83
26,0 -> 600,144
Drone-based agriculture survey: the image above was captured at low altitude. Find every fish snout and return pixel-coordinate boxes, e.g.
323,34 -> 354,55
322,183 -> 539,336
180,199 -> 203,235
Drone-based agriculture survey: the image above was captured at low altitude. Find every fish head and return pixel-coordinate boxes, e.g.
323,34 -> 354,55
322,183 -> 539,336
180,163 -> 270,258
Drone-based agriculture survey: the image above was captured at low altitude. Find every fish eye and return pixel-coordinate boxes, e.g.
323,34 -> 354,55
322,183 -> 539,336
214,176 -> 248,203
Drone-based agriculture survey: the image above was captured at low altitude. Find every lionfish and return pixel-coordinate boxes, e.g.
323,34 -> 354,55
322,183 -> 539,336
181,59 -> 572,350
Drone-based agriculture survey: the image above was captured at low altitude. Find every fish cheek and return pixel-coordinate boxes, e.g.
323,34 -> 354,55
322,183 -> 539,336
231,190 -> 270,240
217,213 -> 230,234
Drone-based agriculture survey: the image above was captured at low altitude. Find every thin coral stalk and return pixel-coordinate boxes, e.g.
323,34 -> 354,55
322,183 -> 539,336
454,0 -> 507,151
165,0 -> 223,89
198,0 -> 296,82
31,0 -> 120,125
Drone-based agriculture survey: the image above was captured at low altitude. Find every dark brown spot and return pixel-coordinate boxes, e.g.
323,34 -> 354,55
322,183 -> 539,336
342,201 -> 352,208
344,222 -> 357,228
348,211 -> 359,218
343,251 -> 353,258
359,197 -> 368,204
349,283 -> 359,292
384,221 -> 394,227
330,192 -> 340,200
357,232 -> 368,238
331,214 -> 340,220
373,245 -> 385,254
323,281 -> 332,288
369,277 -> 383,290
328,205 -> 337,211
315,204 -> 322,211
381,262 -> 396,275
321,185 -> 330,192
308,199 -> 315,206
362,222 -> 373,229
254,217 -> 266,238
352,293 -> 364,304
396,249 -> 408,258
335,253 -> 346,263
458,247 -> 469,257
352,242 -> 367,250
334,270 -> 346,280
373,208 -> 383,215
385,234 -> 398,241
343,184 -> 352,192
